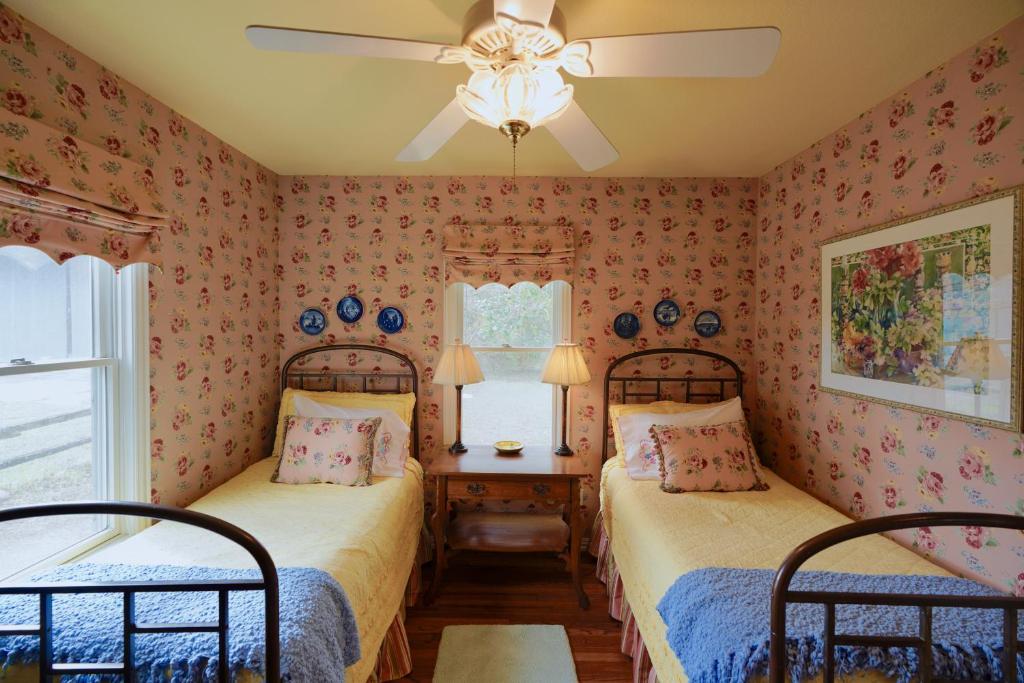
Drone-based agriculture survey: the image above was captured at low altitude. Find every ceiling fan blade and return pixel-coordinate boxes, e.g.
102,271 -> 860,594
396,99 -> 470,162
565,27 -> 780,78
492,0 -> 556,30
245,25 -> 450,62
544,101 -> 618,172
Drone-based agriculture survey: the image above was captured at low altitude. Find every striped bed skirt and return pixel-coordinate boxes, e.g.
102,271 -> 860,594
592,514 -> 661,683
372,528 -> 429,682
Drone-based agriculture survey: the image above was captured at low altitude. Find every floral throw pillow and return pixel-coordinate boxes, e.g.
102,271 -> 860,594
272,416 -> 381,486
649,419 -> 769,493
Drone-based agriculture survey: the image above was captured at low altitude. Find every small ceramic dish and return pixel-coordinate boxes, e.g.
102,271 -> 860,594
493,440 -> 524,455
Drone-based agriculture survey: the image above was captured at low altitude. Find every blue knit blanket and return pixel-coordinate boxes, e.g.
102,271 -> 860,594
0,563 -> 359,682
657,567 -> 1023,683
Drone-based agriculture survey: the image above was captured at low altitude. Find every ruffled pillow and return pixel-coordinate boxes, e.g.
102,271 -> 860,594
649,419 -> 768,493
272,416 -> 380,486
292,394 -> 410,477
615,397 -> 745,480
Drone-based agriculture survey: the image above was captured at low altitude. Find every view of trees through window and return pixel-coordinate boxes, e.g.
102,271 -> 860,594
460,282 -> 557,448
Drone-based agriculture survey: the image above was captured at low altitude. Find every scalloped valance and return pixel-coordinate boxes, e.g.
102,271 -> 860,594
442,223 -> 575,288
0,110 -> 167,270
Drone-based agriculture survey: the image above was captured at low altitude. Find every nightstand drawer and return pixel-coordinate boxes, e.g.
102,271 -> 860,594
452,479 -> 570,500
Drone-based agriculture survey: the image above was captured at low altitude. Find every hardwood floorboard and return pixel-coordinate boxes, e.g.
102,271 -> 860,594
400,553 -> 633,682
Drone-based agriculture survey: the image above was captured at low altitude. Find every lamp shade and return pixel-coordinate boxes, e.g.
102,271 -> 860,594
434,339 -> 484,386
947,335 -> 1012,381
541,342 -> 591,386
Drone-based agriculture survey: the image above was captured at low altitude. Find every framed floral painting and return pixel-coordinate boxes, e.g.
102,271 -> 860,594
821,186 -> 1023,431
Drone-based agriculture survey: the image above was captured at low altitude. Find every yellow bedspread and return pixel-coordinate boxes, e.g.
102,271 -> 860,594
600,455 -> 947,683
2,457 -> 424,683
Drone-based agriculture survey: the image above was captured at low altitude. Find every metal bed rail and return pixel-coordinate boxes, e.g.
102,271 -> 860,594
0,501 -> 280,682
770,512 -> 1024,683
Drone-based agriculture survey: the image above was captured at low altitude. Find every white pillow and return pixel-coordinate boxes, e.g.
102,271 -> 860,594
617,397 -> 745,480
292,394 -> 410,477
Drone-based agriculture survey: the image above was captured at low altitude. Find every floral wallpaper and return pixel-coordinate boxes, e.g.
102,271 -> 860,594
0,4 -> 281,507
276,175 -> 758,522
4,2 -> 1021,594
754,16 -> 1024,594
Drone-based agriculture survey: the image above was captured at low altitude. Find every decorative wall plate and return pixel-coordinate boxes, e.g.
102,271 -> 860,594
694,310 -> 722,338
336,295 -> 364,323
377,306 -> 405,334
299,308 -> 327,335
613,312 -> 640,339
653,299 -> 681,327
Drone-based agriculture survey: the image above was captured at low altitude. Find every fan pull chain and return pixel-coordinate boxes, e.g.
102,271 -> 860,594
512,137 -> 517,192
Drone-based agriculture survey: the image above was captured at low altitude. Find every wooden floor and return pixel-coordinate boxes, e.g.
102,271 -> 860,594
400,552 -> 633,682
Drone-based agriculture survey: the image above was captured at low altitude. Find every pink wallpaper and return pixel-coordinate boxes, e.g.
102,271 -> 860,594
0,4 -> 281,507
754,17 -> 1024,593
275,175 -> 758,520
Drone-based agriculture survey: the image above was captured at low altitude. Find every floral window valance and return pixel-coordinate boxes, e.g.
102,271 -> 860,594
0,109 -> 168,270
442,223 -> 575,288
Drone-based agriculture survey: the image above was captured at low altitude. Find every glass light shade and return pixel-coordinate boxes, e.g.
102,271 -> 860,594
456,63 -> 573,129
434,339 -> 485,386
540,342 -> 591,386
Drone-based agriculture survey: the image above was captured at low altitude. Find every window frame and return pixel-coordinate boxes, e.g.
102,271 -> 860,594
0,260 -> 150,579
443,280 -> 572,449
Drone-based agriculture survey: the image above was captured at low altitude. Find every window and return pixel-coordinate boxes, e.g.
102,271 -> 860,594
0,247 -> 149,579
444,281 -> 571,448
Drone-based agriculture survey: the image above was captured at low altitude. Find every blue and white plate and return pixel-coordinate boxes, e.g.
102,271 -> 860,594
613,312 -> 640,339
694,310 -> 722,338
653,299 -> 681,327
299,307 -> 327,335
377,306 -> 405,334
336,295 -> 364,324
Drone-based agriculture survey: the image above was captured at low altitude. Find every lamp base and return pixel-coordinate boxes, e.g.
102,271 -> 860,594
449,441 -> 468,454
553,443 -> 574,457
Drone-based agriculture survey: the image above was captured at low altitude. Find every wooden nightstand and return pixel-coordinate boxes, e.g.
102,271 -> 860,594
426,445 -> 590,608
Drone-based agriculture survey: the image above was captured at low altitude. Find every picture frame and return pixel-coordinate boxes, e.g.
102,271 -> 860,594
820,185 -> 1023,431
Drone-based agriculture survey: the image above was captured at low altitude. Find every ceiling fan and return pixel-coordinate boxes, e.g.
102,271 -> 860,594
246,0 -> 780,172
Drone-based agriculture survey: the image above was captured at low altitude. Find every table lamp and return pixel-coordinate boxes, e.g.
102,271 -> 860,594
434,338 -> 484,453
541,341 -> 591,456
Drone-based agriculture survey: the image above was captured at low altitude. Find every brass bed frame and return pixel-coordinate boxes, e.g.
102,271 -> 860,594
0,343 -> 422,681
601,347 -> 1023,683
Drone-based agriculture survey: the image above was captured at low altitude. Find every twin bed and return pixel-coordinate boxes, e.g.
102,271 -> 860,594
1,344 -> 1022,682
0,344 -> 425,682
596,348 -> 1022,683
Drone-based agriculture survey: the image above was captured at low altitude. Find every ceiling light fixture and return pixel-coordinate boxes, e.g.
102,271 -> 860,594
452,54 -> 572,188
455,61 -> 573,144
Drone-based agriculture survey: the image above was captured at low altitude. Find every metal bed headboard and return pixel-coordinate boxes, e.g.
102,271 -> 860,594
601,347 -> 743,461
280,343 -> 420,461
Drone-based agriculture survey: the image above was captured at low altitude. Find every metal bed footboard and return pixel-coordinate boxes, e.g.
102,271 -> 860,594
770,512 -> 1024,683
0,501 -> 280,682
